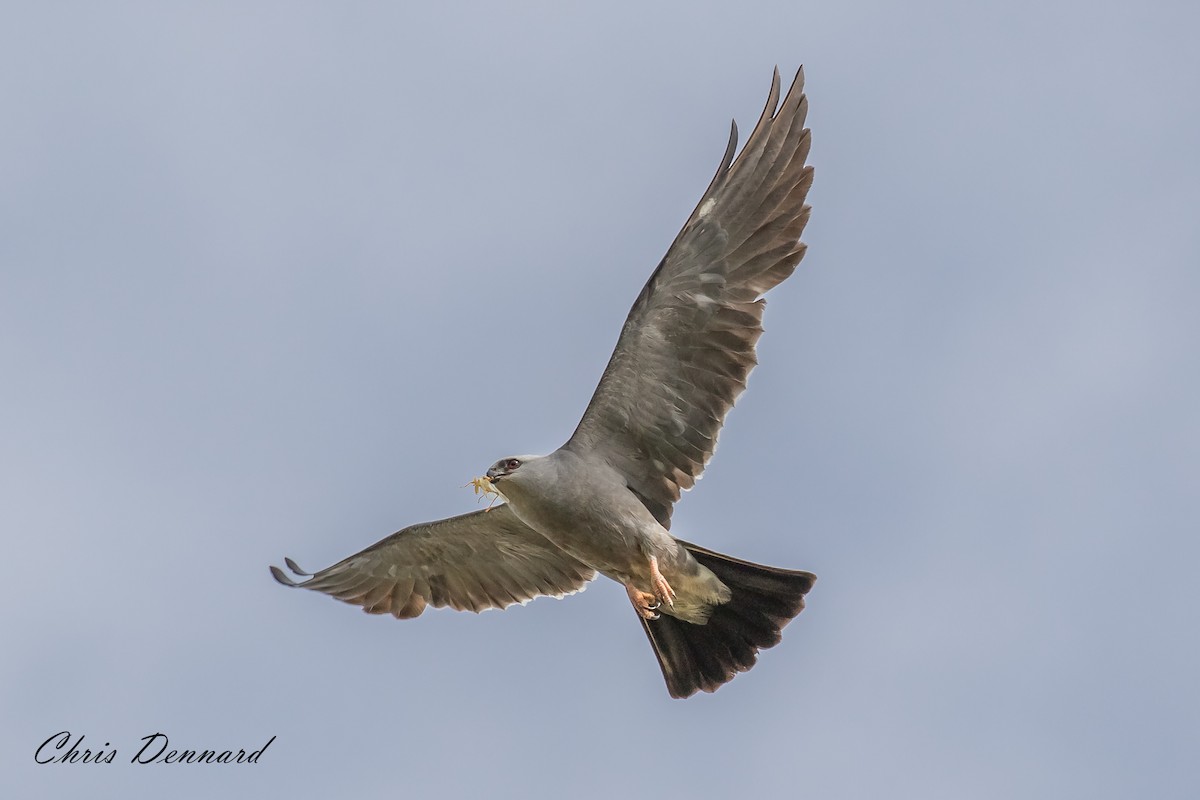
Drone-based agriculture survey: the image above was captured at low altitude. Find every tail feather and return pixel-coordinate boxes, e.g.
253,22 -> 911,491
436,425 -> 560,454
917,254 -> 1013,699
640,540 -> 815,699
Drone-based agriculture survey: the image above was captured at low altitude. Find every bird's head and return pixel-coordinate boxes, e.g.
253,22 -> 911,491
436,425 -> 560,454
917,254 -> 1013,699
485,455 -> 540,484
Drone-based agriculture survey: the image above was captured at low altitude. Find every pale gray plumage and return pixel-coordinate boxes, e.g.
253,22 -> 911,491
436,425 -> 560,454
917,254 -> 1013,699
272,67 -> 817,699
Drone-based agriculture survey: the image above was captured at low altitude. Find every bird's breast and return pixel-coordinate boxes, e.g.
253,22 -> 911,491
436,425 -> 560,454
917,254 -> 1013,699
499,484 -> 652,581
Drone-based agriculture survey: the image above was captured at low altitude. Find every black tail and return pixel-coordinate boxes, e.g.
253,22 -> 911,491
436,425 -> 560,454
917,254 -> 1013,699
640,541 -> 816,699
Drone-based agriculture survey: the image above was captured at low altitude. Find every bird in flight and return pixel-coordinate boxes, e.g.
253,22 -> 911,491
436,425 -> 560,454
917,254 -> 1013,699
272,67 -> 817,699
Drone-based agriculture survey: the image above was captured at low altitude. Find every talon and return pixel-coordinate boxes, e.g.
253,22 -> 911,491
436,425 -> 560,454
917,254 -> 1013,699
625,585 -> 661,620
648,555 -> 676,609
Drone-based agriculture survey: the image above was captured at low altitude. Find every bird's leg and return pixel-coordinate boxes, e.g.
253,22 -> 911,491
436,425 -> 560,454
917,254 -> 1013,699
625,556 -> 676,620
648,554 -> 676,609
625,584 -> 661,620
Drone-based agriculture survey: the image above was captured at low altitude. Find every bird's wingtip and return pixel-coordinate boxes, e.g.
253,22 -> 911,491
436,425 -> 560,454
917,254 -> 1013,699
283,557 -> 311,576
270,563 -> 304,587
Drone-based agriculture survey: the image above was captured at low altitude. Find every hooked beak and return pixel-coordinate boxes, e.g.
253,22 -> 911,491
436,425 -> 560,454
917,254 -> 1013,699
485,468 -> 502,481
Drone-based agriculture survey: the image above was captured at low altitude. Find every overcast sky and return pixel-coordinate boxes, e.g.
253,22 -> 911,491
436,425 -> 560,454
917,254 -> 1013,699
3,1 -> 1198,797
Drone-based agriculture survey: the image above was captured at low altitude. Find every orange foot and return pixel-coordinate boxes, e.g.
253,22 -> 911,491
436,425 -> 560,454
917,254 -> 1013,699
648,554 -> 676,609
625,584 -> 661,620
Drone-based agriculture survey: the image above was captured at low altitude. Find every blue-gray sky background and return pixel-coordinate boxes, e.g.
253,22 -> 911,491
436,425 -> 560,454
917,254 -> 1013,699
3,1 -> 1197,797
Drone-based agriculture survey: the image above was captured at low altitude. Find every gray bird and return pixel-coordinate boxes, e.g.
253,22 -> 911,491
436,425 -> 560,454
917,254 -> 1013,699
272,67 -> 817,699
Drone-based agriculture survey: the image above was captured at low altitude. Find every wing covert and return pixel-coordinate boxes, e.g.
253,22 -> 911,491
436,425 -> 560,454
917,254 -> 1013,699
271,504 -> 596,618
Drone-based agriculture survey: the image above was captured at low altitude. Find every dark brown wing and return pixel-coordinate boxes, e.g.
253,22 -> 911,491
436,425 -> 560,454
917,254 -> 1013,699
270,504 -> 596,618
563,67 -> 814,528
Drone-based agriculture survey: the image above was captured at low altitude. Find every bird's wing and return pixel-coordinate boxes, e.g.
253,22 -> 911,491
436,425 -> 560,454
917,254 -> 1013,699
563,67 -> 814,528
270,504 -> 596,618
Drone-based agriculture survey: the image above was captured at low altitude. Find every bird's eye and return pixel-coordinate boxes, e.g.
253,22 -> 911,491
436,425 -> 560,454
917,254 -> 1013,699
506,459 -> 521,470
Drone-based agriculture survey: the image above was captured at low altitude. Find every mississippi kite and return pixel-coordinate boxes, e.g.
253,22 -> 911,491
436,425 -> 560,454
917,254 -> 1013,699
272,67 -> 817,699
